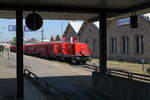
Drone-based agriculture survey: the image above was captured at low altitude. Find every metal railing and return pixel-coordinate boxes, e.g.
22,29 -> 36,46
105,68 -> 150,82
24,68 -> 71,100
85,64 -> 150,83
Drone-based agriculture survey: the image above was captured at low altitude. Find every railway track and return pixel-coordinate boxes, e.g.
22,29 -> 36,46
76,63 -> 150,83
8,52 -> 150,83
74,64 -> 99,71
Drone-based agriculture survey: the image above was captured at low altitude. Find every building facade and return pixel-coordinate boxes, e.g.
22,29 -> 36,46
78,16 -> 150,63
50,34 -> 61,41
55,34 -> 61,41
78,22 -> 99,58
107,16 -> 150,63
63,22 -> 82,42
50,36 -> 54,41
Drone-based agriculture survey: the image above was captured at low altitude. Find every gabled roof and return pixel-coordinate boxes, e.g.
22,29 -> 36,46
64,23 -> 76,34
69,21 -> 84,33
55,34 -> 61,41
50,36 -> 55,41
26,37 -> 38,43
78,21 -> 99,35
78,14 -> 150,36
142,14 -> 150,22
51,34 -> 62,41
94,21 -> 99,29
78,22 -> 88,35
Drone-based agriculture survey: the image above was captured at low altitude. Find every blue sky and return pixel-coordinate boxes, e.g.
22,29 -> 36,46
0,19 -> 72,41
0,13 -> 149,42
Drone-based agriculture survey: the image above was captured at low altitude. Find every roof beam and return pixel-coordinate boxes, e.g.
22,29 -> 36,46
0,3 -> 126,14
125,2 -> 150,12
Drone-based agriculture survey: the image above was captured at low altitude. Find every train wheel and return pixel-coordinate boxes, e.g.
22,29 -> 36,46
71,59 -> 77,65
82,61 -> 86,65
56,57 -> 60,61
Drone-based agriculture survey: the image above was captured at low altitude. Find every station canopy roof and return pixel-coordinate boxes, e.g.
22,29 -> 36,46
0,0 -> 150,21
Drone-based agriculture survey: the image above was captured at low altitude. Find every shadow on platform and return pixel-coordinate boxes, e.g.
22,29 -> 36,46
42,75 -> 92,93
0,78 -> 16,97
25,75 -> 93,100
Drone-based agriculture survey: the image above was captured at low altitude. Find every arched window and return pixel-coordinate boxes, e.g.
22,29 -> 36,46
122,36 -> 129,53
111,37 -> 117,53
92,39 -> 96,53
135,35 -> 144,54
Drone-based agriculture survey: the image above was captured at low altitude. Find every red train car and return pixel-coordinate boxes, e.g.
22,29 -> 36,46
11,42 -> 91,64
71,42 -> 91,64
10,46 -> 16,52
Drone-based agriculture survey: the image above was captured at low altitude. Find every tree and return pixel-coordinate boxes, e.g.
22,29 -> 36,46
10,37 -> 16,46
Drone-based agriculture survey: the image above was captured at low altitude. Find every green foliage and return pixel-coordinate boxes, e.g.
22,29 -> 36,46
10,37 -> 16,46
146,68 -> 150,74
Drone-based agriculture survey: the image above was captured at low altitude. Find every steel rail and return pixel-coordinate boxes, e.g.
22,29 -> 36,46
84,64 -> 150,82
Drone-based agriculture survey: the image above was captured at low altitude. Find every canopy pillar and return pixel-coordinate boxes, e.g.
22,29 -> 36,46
99,12 -> 107,74
16,9 -> 24,99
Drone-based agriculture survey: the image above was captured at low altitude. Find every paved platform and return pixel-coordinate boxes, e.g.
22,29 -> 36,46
6,52 -> 92,100
0,52 -> 16,98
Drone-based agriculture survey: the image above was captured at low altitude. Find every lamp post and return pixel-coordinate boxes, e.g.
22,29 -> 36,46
61,20 -> 63,42
41,25 -> 44,43
7,41 -> 10,60
1,41 -> 2,52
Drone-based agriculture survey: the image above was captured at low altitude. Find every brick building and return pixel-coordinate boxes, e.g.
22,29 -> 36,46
50,34 -> 61,41
78,15 -> 150,63
78,22 -> 99,58
63,22 -> 82,42
107,16 -> 150,63
50,36 -> 54,41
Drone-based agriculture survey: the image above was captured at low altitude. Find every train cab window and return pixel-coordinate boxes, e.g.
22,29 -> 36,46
85,39 -> 89,43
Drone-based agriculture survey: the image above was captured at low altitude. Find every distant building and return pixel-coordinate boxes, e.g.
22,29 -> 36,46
39,38 -> 50,42
50,34 -> 61,42
78,15 -> 150,63
107,16 -> 150,63
63,22 -> 83,42
78,22 -> 99,58
25,37 -> 38,44
55,34 -> 61,41
50,36 -> 54,41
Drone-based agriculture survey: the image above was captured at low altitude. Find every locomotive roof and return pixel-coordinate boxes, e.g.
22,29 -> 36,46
24,41 -> 88,46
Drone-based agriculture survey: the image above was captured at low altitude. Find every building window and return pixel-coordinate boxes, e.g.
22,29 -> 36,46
85,39 -> 89,43
111,37 -> 117,53
135,36 -> 144,54
122,36 -> 129,53
89,29 -> 92,32
92,39 -> 96,53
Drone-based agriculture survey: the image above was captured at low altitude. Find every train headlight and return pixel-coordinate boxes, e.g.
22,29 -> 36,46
76,57 -> 80,60
81,51 -> 85,54
88,56 -> 91,60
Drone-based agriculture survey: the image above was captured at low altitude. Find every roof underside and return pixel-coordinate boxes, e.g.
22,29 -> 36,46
1,0 -> 150,9
0,0 -> 150,20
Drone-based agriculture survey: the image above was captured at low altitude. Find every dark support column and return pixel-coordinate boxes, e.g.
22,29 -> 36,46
99,12 -> 107,74
16,9 -> 24,98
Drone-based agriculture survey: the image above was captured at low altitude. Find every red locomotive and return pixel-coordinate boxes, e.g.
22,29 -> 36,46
10,42 -> 91,64
10,45 -> 16,52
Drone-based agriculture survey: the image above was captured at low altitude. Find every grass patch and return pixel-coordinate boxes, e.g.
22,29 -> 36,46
90,58 -> 150,75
